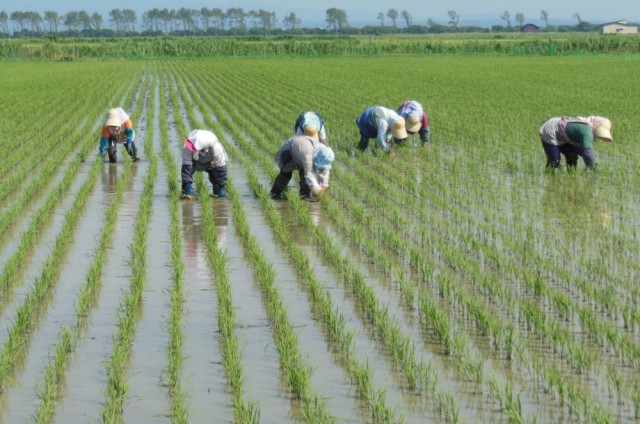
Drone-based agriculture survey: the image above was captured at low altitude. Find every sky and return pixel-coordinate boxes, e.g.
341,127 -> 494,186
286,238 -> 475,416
6,0 -> 639,28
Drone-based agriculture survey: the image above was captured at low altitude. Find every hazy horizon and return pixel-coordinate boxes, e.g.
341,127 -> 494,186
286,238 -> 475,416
4,0 -> 638,29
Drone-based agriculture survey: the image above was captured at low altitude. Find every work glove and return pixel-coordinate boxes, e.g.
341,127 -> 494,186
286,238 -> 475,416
126,140 -> 134,157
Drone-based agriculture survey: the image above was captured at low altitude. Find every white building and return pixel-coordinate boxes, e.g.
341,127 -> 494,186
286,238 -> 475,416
601,20 -> 638,34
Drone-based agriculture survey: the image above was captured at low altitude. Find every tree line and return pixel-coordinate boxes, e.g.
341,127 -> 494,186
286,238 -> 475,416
0,7 -> 605,38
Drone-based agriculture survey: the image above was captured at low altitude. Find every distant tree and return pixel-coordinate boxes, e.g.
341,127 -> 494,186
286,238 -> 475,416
515,12 -> 525,27
386,9 -> 398,27
143,8 -> 160,32
157,9 -> 174,32
0,11 -> 8,34
10,11 -> 27,32
256,9 -> 276,34
325,8 -> 348,33
377,12 -> 384,26
540,10 -> 550,27
91,13 -> 102,30
226,8 -> 246,31
282,12 -> 301,30
572,13 -> 582,23
211,8 -> 224,30
447,10 -> 459,27
401,10 -> 412,27
109,9 -> 125,32
77,11 -> 92,30
500,10 -> 511,27
64,11 -> 82,31
200,7 -> 216,31
122,9 -> 136,31
30,11 -> 43,32
175,8 -> 195,32
248,10 -> 259,29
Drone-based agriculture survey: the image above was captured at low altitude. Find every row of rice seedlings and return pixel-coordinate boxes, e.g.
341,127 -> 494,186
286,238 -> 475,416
385,152 -> 640,398
100,72 -> 156,422
181,66 -> 452,395
0,81 -> 114,298
166,69 -> 260,423
0,144 -> 102,394
166,63 -> 400,422
0,129 -> 99,299
0,114 -> 101,245
416,145 -> 637,327
178,66 -> 457,405
170,66 -> 337,420
216,55 -> 636,418
230,65 -> 616,420
227,178 -> 335,422
168,70 -> 336,421
245,169 -> 400,423
0,63 -> 112,174
33,146 -> 134,423
193,178 -> 260,423
447,161 -> 640,339
175,58 -> 636,420
174,58 -> 620,420
339,153 -> 616,420
156,68 -> 190,422
346,155 -> 593,399
0,62 -> 139,197
334,162 -> 616,420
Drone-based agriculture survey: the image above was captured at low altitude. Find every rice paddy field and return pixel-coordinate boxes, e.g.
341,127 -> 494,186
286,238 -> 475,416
0,49 -> 639,423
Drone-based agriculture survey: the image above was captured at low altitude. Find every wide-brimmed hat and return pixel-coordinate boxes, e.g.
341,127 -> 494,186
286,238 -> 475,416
313,146 -> 335,170
406,116 -> 421,133
595,118 -> 612,141
391,118 -> 407,140
105,108 -> 121,127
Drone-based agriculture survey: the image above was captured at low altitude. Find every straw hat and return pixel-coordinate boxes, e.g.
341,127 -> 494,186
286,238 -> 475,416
105,108 -> 121,127
391,118 -> 407,140
406,116 -> 421,133
303,124 -> 319,140
595,118 -> 612,141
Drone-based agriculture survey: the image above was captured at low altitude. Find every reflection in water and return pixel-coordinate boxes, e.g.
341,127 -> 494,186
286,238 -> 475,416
182,199 -> 229,273
100,164 -> 119,194
211,198 -> 229,250
181,200 -> 207,271
306,201 -> 324,227
541,175 -> 598,231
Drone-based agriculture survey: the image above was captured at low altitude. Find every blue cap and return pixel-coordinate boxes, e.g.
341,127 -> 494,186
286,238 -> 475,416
312,146 -> 335,170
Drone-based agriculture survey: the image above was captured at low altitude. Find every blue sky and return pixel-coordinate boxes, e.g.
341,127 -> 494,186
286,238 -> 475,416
6,0 -> 639,27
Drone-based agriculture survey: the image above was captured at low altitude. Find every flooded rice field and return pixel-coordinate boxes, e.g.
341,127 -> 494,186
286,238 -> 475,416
1,56 -> 640,423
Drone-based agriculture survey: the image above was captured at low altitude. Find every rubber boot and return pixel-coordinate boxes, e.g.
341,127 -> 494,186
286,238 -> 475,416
270,172 -> 292,199
181,183 -> 197,200
298,169 -> 311,198
357,135 -> 369,152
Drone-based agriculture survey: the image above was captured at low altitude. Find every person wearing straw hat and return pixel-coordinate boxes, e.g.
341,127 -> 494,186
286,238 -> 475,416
397,100 -> 430,147
539,116 -> 612,171
294,111 -> 328,145
99,107 -> 140,163
270,127 -> 335,200
356,105 -> 407,156
181,129 -> 228,199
